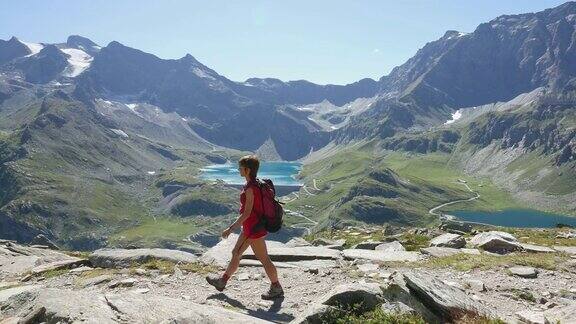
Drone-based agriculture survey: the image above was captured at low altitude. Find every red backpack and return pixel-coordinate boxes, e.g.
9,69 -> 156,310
256,178 -> 284,233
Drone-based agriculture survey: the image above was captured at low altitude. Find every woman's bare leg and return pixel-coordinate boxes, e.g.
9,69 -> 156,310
224,232 -> 252,277
250,237 -> 278,283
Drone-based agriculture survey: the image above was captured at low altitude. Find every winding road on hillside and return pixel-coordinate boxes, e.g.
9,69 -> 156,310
280,178 -> 322,234
285,209 -> 318,235
428,182 -> 480,219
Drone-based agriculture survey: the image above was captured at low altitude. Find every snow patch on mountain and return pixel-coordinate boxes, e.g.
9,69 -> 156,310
21,41 -> 44,57
192,67 -> 216,80
444,110 -> 462,125
61,48 -> 93,77
111,129 -> 129,138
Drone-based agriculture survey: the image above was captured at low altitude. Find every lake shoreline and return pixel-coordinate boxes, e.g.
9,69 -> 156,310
451,208 -> 576,229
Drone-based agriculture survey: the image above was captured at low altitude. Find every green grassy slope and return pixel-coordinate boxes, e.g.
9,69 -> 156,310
286,141 -> 519,229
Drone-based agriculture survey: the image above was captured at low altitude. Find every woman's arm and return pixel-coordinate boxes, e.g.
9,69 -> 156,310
222,188 -> 254,238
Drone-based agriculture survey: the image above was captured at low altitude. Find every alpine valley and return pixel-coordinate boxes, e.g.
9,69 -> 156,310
1,2 -> 576,252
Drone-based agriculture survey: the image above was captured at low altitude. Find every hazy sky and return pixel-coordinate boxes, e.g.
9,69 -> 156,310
0,0 -> 568,84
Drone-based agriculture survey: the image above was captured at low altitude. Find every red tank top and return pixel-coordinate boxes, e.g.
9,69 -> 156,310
240,179 -> 267,239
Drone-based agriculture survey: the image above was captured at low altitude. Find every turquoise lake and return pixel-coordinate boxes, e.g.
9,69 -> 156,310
452,209 -> 576,228
200,161 -> 302,186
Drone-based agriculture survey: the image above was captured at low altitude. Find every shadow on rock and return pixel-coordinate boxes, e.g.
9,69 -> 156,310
207,293 -> 293,322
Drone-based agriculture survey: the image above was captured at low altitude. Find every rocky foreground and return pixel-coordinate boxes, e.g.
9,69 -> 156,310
1,227 -> 576,323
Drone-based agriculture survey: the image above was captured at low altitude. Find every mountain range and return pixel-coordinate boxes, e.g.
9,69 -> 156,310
1,2 -> 575,250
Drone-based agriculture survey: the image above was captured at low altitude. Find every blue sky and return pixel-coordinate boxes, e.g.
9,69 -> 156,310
0,0 -> 568,84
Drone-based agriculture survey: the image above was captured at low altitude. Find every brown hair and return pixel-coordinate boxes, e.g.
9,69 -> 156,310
239,155 -> 259,180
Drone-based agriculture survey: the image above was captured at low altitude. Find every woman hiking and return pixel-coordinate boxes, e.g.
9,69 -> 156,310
206,155 -> 284,299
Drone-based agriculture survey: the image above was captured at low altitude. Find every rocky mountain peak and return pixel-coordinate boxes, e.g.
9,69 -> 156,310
0,36 -> 32,65
66,35 -> 100,56
180,53 -> 200,64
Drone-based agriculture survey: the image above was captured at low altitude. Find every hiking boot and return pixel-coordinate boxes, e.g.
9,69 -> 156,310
206,275 -> 226,292
261,284 -> 284,300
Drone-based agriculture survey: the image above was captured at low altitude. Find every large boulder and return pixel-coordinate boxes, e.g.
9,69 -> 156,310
291,283 -> 383,324
290,304 -> 336,324
89,248 -> 198,268
374,241 -> 405,252
403,273 -> 491,322
429,233 -> 466,249
469,231 -> 522,253
342,249 -> 422,262
379,279 -> 441,323
317,283 -> 384,312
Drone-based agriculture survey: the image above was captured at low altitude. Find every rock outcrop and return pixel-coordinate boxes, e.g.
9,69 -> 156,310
0,241 -> 87,280
470,231 -> 523,253
374,241 -> 406,252
429,233 -> 466,249
404,273 -> 491,321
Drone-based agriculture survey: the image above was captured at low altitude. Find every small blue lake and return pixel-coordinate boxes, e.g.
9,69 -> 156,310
452,209 -> 576,228
200,161 -> 302,186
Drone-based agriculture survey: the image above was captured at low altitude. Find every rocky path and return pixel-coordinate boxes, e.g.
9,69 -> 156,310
2,229 -> 576,323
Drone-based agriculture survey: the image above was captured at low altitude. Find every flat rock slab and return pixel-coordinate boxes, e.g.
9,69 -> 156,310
106,292 -> 273,323
0,288 -> 116,322
553,246 -> 576,255
429,233 -> 466,249
90,248 -> 198,268
1,288 -> 272,323
0,285 -> 42,302
509,266 -> 538,278
0,242 -> 86,279
31,258 -> 87,274
375,241 -> 405,252
520,243 -> 555,253
420,247 -> 462,258
343,249 -> 422,262
404,273 -> 491,321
